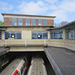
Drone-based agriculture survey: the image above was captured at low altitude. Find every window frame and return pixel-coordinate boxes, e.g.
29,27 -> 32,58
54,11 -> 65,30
31,31 -> 48,40
26,18 -> 30,25
38,19 -> 42,25
31,19 -> 36,26
4,31 -> 22,40
50,29 -> 63,39
0,31 -> 2,40
65,28 -> 75,40
18,18 -> 23,26
12,18 -> 17,25
43,19 -> 48,25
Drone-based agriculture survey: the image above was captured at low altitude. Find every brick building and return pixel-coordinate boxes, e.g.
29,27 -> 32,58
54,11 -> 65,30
0,13 -> 75,51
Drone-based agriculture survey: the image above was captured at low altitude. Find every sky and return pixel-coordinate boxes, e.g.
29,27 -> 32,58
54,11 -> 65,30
0,0 -> 75,25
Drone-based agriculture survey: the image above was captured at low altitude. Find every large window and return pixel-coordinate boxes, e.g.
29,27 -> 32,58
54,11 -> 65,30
5,31 -> 22,40
65,28 -> 75,40
31,19 -> 36,25
26,19 -> 30,25
18,18 -> 23,25
50,29 -> 63,39
0,31 -> 2,40
38,19 -> 42,25
43,19 -> 48,25
32,31 -> 48,39
12,18 -> 17,25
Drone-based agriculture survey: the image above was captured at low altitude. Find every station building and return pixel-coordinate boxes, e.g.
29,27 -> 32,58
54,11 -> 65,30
0,13 -> 75,52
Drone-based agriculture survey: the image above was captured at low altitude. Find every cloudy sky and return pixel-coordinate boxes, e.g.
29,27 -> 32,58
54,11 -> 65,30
0,0 -> 75,25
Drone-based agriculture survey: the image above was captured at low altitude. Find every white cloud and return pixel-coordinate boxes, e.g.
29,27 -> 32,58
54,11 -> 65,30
0,0 -> 75,23
49,10 -> 67,22
17,1 -> 48,15
0,1 -> 13,21
59,1 -> 75,12
17,0 -> 75,23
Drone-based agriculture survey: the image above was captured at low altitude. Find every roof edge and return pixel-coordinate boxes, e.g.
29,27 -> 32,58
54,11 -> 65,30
1,13 -> 56,18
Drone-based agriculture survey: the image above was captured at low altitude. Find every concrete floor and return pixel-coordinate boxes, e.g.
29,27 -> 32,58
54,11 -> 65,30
45,46 -> 75,75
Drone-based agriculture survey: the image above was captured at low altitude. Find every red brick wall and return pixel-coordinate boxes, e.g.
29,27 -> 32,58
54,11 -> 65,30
4,17 -> 54,26
23,18 -> 25,25
36,19 -> 38,25
42,19 -> 43,25
30,19 -> 31,26
4,17 -> 12,25
17,18 -> 18,26
48,20 -> 54,26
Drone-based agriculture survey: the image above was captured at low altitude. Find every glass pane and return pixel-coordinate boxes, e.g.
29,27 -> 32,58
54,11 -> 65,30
50,29 -> 63,39
26,19 -> 30,25
43,19 -> 48,25
32,32 -> 37,39
12,18 -> 17,25
5,32 -> 10,39
37,32 -> 42,39
0,31 -> 2,40
38,19 -> 42,25
11,32 -> 15,39
43,32 -> 48,39
18,18 -> 23,25
16,32 -> 21,39
65,27 -> 75,40
31,19 -> 36,25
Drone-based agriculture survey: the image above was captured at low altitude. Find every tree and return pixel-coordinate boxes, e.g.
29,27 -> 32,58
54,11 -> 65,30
59,21 -> 68,26
0,21 -> 4,25
54,21 -> 68,27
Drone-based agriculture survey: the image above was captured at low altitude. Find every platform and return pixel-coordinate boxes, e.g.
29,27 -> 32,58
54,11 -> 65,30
0,47 -> 9,56
45,47 -> 75,75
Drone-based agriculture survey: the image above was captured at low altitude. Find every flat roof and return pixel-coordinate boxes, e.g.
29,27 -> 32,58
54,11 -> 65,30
46,21 -> 75,30
0,25 -> 53,28
45,47 -> 75,75
1,13 -> 56,18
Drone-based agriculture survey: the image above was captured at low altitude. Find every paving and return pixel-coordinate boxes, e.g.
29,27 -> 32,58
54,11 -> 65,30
0,47 -> 9,53
45,47 -> 75,75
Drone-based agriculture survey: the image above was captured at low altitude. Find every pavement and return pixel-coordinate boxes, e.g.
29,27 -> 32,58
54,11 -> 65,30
0,47 -> 9,56
45,47 -> 75,75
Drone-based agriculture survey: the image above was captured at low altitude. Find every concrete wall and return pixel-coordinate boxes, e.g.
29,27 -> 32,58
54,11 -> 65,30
0,27 -> 75,51
10,47 -> 44,51
0,27 -> 48,47
47,29 -> 75,51
47,40 -> 75,51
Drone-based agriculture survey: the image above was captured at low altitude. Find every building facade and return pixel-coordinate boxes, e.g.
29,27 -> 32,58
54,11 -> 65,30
0,13 -> 75,51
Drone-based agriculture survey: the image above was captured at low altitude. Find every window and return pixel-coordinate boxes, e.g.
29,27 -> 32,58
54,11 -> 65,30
50,29 -> 63,39
38,19 -> 42,25
5,31 -> 22,40
37,32 -> 42,39
16,31 -> 21,39
5,31 -> 10,40
18,18 -> 23,25
12,18 -> 17,25
32,32 -> 37,39
43,31 -> 48,39
0,31 -> 2,40
65,27 -> 75,40
31,19 -> 36,25
32,31 -> 48,39
26,19 -> 30,25
43,19 -> 48,25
